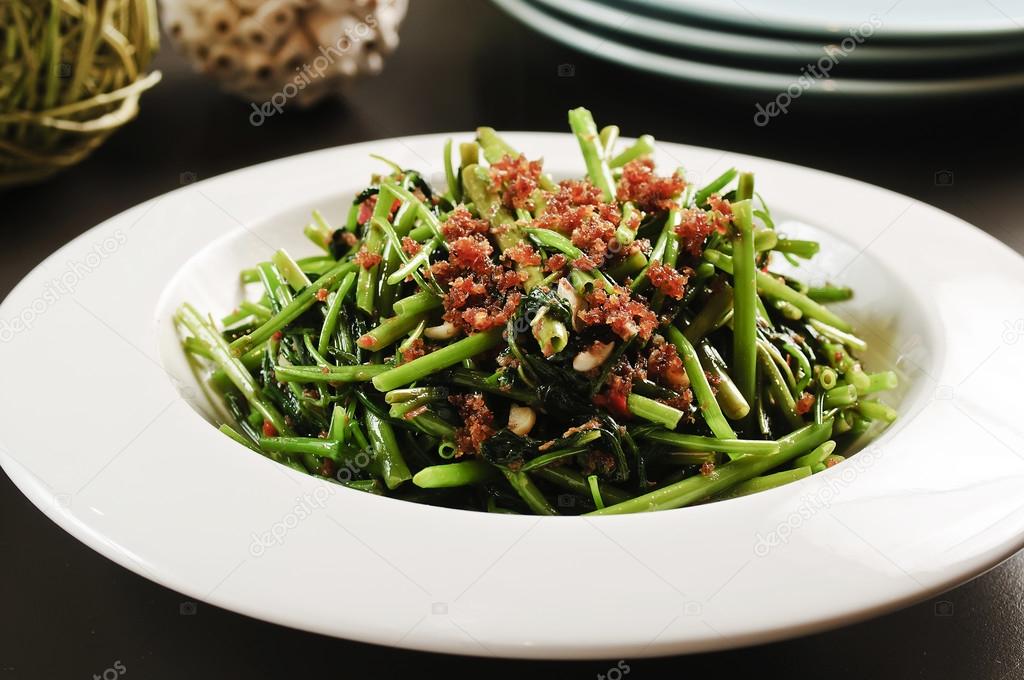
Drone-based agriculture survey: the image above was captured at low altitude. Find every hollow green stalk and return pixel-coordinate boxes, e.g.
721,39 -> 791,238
666,326 -> 736,438
413,460 -> 498,488
372,328 -> 504,392
731,198 -> 758,412
589,419 -> 833,515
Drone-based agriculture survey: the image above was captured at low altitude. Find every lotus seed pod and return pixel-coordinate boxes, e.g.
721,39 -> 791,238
361,49 -> 384,76
238,16 -> 274,50
163,8 -> 198,44
303,9 -> 348,49
318,0 -> 354,12
160,0 -> 407,105
336,55 -> 359,78
375,22 -> 400,53
206,42 -> 245,79
255,0 -> 297,40
203,1 -> 241,40
275,29 -> 316,75
241,49 -> 277,89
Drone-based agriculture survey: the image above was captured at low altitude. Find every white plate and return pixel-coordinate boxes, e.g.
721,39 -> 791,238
2,132 -> 1024,659
494,0 -> 1024,96
622,0 -> 1024,41
538,0 -> 1024,67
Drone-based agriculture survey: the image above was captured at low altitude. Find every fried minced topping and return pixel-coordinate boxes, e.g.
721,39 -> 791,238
647,262 -> 692,300
616,158 -> 686,213
578,283 -> 658,341
354,247 -> 382,270
490,153 -> 543,211
441,206 -> 490,241
449,392 -> 497,456
707,194 -> 733,228
674,208 -> 714,256
647,339 -> 689,391
432,210 -> 527,334
401,236 -> 422,256
534,180 -> 623,266
400,338 -> 428,363
545,252 -> 568,273
503,242 -> 542,267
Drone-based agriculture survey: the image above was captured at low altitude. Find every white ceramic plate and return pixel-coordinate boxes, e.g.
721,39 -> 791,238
538,0 -> 1024,67
622,0 -> 1024,41
3,132 -> 1024,659
493,0 -> 1024,96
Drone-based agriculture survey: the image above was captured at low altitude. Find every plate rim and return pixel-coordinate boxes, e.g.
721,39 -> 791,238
3,131 -> 1024,658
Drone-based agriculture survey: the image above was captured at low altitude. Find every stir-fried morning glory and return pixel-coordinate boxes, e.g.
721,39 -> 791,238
176,107 -> 898,515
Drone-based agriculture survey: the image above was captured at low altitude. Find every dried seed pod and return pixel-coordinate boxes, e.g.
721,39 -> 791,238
203,1 -> 240,40
238,16 -> 274,50
360,49 -> 384,76
163,10 -> 198,44
232,0 -> 266,11
335,56 -> 359,78
255,0 -> 297,39
274,29 -> 315,76
206,43 -> 244,78
242,49 -> 277,87
318,0 -> 355,11
304,9 -> 347,47
161,0 -> 407,104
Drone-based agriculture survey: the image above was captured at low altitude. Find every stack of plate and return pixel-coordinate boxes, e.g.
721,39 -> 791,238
492,0 -> 1024,97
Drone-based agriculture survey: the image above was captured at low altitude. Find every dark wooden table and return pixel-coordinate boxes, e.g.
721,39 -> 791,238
3,1 -> 1024,677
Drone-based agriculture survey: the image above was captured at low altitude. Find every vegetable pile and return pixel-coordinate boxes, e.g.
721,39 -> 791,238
176,107 -> 898,516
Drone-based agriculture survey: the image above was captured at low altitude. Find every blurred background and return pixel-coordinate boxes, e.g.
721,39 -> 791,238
3,0 -> 1024,677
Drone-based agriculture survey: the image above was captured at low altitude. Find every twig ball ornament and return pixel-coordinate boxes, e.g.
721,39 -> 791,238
0,0 -> 161,187
160,0 -> 408,109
